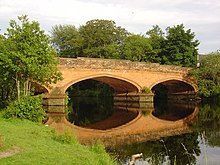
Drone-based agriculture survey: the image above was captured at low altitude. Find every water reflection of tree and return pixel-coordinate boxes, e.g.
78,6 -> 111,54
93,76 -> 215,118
68,96 -> 114,126
195,102 -> 220,147
66,80 -> 115,126
108,133 -> 200,165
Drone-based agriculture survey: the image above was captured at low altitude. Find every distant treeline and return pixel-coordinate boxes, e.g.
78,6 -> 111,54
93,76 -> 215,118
51,20 -> 199,67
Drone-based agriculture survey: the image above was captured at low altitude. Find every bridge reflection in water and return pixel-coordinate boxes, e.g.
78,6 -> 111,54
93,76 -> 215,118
44,100 -> 198,147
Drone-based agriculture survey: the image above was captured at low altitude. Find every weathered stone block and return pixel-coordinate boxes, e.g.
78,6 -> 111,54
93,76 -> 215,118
43,105 -> 66,113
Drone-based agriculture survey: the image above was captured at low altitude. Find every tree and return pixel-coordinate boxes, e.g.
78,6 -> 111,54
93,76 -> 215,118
79,19 -> 130,59
0,15 -> 62,100
190,53 -> 220,98
50,19 -> 130,59
50,21 -> 200,67
50,25 -> 82,58
146,25 -> 165,63
0,34 -> 17,107
121,34 -> 154,62
162,24 -> 199,67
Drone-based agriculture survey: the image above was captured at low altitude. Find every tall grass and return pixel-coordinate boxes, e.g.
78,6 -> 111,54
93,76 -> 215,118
0,117 -> 116,165
0,135 -> 3,148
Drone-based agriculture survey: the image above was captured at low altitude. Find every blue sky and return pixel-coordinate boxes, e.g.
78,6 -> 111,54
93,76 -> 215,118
0,0 -> 220,54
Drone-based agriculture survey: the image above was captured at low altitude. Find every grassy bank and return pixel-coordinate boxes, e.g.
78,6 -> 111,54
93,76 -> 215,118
0,113 -> 116,165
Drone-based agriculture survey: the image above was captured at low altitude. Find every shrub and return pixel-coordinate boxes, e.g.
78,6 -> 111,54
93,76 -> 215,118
3,95 -> 45,122
141,86 -> 151,94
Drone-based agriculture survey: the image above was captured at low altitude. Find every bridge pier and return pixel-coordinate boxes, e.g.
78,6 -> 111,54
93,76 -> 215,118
113,93 -> 154,111
114,93 -> 154,102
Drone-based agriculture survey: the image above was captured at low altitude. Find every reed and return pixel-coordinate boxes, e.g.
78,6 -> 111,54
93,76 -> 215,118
201,131 -> 208,165
181,143 -> 191,164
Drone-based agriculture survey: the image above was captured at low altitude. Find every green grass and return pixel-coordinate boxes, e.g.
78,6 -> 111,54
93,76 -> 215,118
0,113 -> 116,165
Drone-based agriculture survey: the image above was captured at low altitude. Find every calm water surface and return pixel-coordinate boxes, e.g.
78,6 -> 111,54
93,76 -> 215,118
68,97 -> 220,165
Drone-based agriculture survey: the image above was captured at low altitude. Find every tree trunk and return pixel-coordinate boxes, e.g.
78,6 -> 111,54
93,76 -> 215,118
23,79 -> 31,96
15,74 -> 20,100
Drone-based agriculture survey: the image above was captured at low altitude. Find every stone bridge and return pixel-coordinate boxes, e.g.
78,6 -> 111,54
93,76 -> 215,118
42,57 -> 197,111
41,57 -> 199,145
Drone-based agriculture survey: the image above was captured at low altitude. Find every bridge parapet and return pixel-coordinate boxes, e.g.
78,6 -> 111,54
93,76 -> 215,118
59,57 -> 191,73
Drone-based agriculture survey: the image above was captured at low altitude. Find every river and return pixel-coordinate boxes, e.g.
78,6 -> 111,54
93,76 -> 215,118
67,96 -> 220,165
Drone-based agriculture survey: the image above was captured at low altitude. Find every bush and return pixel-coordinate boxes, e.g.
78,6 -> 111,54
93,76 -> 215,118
141,86 -> 151,94
3,95 -> 45,122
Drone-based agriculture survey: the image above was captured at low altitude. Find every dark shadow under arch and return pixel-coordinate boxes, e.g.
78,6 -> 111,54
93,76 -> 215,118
92,76 -> 139,94
151,79 -> 197,121
151,79 -> 195,96
65,75 -> 140,94
32,82 -> 49,95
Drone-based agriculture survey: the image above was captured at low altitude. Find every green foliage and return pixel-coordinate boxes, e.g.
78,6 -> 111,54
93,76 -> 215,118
51,19 -> 130,59
50,21 -> 199,68
79,19 -> 129,59
146,25 -> 165,63
193,101 -> 220,147
141,86 -> 151,93
162,24 -> 199,67
3,95 -> 45,122
121,34 -> 154,62
190,53 -> 220,98
146,24 -> 199,67
0,15 -> 62,100
50,25 -> 82,58
0,34 -> 16,108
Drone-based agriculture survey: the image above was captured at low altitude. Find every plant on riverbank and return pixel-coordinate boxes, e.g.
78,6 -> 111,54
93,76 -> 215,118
190,53 -> 220,98
53,132 -> 77,144
3,95 -> 45,123
0,15 -> 62,104
0,117 -> 116,165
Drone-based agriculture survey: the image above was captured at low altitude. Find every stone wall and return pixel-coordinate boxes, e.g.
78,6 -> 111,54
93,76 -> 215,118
59,57 -> 191,73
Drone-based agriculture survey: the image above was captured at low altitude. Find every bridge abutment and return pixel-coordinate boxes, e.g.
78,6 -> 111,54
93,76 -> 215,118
43,94 -> 66,113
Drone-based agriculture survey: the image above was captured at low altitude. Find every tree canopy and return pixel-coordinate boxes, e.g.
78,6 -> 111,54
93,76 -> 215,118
162,24 -> 199,67
51,20 -> 130,59
146,25 -> 165,63
50,25 -> 82,58
50,20 -> 199,67
0,15 -> 62,103
121,34 -> 153,62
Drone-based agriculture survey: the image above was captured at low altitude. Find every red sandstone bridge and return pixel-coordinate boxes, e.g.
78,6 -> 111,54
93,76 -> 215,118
42,57 -> 197,107
40,57 -> 198,145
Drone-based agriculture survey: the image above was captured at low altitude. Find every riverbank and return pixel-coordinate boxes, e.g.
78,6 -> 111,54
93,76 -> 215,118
0,112 -> 116,165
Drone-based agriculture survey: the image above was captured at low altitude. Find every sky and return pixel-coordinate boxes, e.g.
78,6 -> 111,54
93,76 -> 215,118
0,0 -> 219,54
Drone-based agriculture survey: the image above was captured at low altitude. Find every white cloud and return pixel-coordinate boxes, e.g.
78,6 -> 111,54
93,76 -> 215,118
0,0 -> 219,53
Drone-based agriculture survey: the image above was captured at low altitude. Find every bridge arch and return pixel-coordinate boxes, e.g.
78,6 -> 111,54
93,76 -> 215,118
32,82 -> 49,95
149,77 -> 197,93
63,73 -> 142,94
